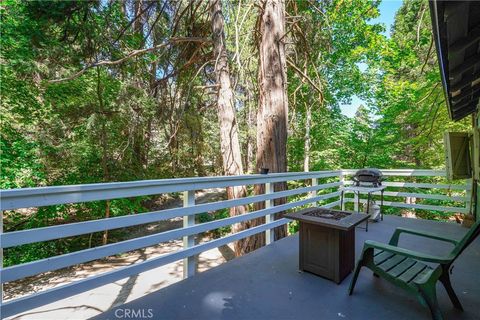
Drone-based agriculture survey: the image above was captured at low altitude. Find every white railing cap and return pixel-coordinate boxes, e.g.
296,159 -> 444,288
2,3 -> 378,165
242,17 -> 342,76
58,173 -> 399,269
341,169 -> 447,176
0,171 -> 341,210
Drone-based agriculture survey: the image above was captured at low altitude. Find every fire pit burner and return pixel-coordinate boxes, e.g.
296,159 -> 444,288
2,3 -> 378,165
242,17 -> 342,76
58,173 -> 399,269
303,209 -> 350,220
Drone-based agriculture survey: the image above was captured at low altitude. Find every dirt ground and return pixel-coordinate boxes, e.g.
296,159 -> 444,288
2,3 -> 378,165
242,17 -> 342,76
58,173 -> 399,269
5,189 -> 236,320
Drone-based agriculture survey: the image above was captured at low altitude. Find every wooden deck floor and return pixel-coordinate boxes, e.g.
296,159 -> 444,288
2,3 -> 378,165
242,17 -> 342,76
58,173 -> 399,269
94,216 -> 480,320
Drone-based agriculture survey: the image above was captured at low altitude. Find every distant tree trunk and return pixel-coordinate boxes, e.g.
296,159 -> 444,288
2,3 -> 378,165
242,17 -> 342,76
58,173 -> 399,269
194,115 -> 206,176
97,68 -> 110,245
304,101 -> 311,172
211,0 -> 250,256
101,121 -> 110,245
246,88 -> 256,173
102,200 -> 110,245
255,0 -> 288,241
143,119 -> 152,169
133,0 -> 144,35
403,196 -> 417,218
403,175 -> 418,218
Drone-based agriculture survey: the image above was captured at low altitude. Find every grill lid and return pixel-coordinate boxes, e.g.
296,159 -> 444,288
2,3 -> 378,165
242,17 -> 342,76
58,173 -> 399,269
352,168 -> 384,187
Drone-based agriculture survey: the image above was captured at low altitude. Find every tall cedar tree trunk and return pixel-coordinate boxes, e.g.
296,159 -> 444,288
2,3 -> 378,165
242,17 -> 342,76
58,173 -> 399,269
211,0 -> 250,256
255,0 -> 288,241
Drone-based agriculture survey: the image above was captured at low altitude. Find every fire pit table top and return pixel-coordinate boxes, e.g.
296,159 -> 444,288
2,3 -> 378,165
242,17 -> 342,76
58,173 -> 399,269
285,208 -> 370,231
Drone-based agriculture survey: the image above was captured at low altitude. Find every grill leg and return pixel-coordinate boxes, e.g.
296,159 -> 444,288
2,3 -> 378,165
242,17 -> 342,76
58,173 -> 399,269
366,193 -> 370,215
340,190 -> 344,210
356,192 -> 360,213
365,193 -> 371,232
381,190 -> 384,221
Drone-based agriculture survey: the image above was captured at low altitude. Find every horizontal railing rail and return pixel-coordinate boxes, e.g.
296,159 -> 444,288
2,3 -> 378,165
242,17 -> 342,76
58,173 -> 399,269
341,169 -> 471,214
1,191 -> 341,283
1,219 -> 289,317
0,169 -> 470,319
344,198 -> 469,214
0,171 -> 341,211
0,171 -> 342,318
0,182 -> 342,248
341,169 -> 447,176
344,180 -> 469,190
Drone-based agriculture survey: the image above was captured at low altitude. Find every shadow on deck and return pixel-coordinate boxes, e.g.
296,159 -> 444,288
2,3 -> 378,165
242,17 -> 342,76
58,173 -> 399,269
94,216 -> 480,320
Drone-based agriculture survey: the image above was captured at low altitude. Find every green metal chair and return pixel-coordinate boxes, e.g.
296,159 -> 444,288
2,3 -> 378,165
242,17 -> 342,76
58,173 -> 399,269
348,219 -> 480,320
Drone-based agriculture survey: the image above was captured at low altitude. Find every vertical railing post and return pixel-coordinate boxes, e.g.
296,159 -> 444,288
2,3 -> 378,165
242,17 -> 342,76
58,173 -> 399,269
354,192 -> 359,212
265,182 -> 274,245
465,178 -> 473,214
183,190 -> 195,279
339,172 -> 346,210
310,177 -> 318,207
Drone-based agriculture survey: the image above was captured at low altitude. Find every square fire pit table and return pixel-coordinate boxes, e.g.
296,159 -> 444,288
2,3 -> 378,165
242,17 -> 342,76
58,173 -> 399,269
285,208 -> 369,284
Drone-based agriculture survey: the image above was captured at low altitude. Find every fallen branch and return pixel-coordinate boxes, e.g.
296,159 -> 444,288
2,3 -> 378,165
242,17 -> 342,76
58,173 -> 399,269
49,37 -> 211,83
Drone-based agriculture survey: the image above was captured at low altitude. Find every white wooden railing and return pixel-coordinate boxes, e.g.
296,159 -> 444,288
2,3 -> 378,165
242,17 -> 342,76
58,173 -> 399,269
0,169 -> 470,319
342,169 -> 471,214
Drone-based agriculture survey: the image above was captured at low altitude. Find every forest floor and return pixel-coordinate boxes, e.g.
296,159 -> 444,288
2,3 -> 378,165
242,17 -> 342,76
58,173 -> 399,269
5,188 -> 235,320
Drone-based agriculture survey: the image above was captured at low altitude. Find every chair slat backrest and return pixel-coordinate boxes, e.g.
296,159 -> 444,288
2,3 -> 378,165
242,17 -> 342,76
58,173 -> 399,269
451,218 -> 480,261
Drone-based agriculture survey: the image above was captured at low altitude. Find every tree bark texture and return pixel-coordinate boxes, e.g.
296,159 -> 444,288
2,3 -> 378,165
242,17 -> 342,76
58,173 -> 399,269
255,0 -> 288,241
211,0 -> 250,256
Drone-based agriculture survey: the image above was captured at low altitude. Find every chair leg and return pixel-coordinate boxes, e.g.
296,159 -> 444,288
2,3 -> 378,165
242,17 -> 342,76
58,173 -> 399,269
440,273 -> 463,311
418,284 -> 443,320
348,262 -> 362,295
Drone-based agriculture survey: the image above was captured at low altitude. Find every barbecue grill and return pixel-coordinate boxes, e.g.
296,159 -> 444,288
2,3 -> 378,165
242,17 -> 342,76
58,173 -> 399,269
352,168 -> 384,187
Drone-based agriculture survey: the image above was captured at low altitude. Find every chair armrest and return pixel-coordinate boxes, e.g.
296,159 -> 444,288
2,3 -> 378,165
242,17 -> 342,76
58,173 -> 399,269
363,240 -> 452,264
388,227 -> 459,246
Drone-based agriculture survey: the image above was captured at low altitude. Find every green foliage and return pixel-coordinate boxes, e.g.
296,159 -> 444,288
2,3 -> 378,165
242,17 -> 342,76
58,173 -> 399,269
370,0 -> 470,168
1,0 -> 470,267
198,208 -> 231,237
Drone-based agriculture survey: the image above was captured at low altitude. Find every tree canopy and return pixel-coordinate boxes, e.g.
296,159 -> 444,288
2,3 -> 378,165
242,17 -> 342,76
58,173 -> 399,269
0,0 -> 471,264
